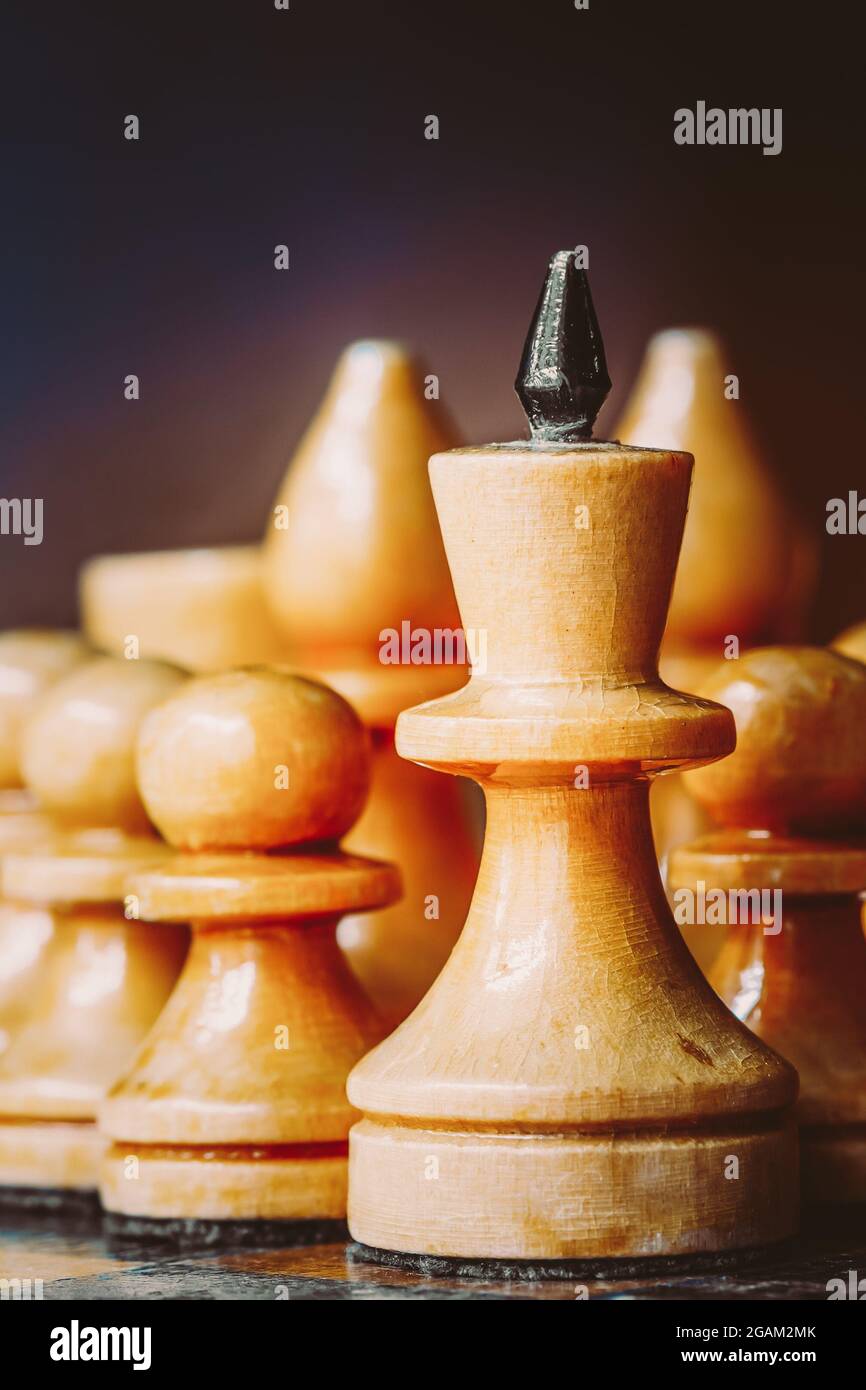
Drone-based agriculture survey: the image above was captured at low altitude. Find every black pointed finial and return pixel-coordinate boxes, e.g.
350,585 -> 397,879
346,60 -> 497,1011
515,250 -> 611,443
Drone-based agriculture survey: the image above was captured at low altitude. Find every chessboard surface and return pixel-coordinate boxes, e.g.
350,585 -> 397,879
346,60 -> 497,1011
2,1206 -> 864,1301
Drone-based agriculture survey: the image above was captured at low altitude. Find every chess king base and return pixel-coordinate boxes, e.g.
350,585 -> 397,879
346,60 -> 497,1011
347,780 -> 800,1262
348,1118 -> 797,1263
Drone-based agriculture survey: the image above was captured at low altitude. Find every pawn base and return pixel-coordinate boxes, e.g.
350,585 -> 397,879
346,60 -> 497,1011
0,1118 -> 103,1195
348,1118 -> 799,1262
101,1142 -> 349,1225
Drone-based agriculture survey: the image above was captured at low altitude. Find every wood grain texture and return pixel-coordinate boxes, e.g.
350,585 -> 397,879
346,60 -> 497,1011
348,441 -> 799,1260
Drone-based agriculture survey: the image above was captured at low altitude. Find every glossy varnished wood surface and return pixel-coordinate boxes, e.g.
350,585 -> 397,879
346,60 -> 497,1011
672,646 -> 866,1202
100,669 -> 398,1224
349,441 -> 799,1261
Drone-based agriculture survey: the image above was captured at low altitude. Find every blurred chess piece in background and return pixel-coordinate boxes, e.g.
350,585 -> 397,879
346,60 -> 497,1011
0,656 -> 188,1202
617,329 -> 818,973
262,341 -> 481,1028
671,646 -> 866,1202
80,546 -> 291,672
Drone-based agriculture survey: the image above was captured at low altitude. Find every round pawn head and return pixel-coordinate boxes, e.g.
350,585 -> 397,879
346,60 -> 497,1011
20,655 -> 185,832
832,620 -> 866,666
683,646 -> 866,835
0,630 -> 90,787
136,669 -> 370,851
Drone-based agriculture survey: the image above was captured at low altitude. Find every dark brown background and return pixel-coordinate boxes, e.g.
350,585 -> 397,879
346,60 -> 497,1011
1,0 -> 862,636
